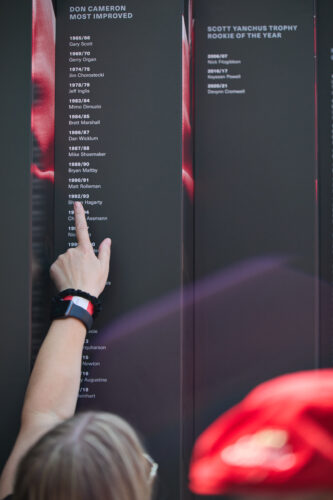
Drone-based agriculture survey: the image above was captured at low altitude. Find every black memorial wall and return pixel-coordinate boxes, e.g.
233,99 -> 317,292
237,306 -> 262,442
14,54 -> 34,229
1,1 -> 333,499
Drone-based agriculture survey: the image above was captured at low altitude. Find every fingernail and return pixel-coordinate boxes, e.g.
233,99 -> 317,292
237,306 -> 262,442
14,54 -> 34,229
106,238 -> 112,246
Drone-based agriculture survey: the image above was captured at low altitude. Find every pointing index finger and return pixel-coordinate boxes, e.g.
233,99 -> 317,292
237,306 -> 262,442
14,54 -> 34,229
74,201 -> 92,248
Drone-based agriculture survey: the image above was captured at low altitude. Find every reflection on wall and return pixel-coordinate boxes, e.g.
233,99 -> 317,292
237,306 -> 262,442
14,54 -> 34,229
31,0 -> 55,364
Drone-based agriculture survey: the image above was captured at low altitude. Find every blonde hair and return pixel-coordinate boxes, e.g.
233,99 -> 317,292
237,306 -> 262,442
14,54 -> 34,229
13,412 -> 154,500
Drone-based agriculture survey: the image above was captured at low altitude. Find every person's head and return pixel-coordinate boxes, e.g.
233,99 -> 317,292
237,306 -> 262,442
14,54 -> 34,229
189,369 -> 333,499
13,412 -> 156,500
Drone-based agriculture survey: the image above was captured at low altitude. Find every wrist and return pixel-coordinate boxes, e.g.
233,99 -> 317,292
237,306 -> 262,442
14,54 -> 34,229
57,289 -> 102,319
50,289 -> 102,332
59,284 -> 102,298
62,295 -> 94,316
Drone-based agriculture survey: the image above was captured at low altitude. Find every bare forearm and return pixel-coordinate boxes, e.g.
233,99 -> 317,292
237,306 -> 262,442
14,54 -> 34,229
0,202 -> 111,497
0,318 -> 86,498
22,317 -> 86,425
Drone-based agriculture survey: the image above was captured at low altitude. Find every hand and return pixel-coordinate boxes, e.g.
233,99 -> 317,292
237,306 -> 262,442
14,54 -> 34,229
50,202 -> 111,297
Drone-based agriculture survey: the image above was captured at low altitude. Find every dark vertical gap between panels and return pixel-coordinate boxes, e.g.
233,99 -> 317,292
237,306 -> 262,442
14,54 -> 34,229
0,0 -> 33,471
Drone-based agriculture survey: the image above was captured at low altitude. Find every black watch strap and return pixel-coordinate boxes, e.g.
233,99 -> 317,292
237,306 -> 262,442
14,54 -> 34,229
57,289 -> 101,318
51,299 -> 94,331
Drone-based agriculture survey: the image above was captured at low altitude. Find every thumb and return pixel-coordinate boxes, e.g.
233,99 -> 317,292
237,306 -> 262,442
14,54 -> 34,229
98,238 -> 112,269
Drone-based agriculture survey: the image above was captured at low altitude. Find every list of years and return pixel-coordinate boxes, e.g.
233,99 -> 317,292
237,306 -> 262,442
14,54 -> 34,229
205,24 -> 299,96
206,53 -> 245,95
66,34 -> 109,400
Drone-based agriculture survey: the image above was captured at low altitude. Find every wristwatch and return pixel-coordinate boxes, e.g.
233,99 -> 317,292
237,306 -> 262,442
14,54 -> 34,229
51,295 -> 94,331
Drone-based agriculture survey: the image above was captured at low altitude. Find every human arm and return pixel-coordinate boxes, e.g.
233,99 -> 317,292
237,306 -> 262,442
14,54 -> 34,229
0,201 -> 111,498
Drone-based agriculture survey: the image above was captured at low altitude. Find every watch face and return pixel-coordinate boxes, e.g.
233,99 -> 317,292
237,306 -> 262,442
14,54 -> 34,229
72,296 -> 90,310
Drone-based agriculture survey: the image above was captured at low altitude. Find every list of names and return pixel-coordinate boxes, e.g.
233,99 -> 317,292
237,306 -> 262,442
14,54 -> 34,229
66,33 -> 109,400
